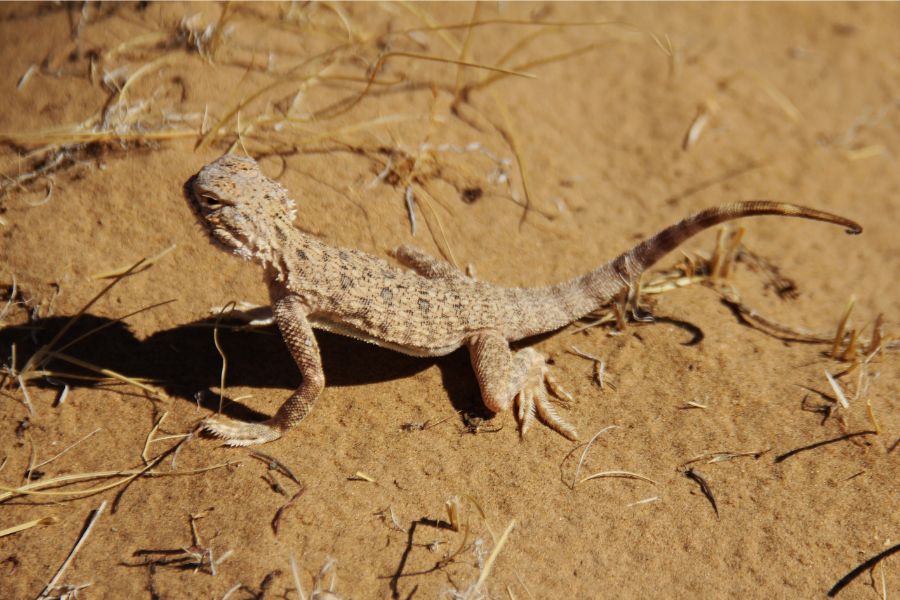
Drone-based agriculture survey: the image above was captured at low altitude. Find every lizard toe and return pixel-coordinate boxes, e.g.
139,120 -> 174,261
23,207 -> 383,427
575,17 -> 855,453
516,387 -> 536,436
513,349 -> 579,441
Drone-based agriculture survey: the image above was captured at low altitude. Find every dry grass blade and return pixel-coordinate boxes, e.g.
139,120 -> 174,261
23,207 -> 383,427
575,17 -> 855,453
453,3 -> 481,98
16,247 -> 175,403
0,515 -> 58,538
469,42 -> 608,96
0,454 -> 166,500
36,500 -> 106,600
194,67 -> 332,151
212,302 -> 237,414
291,113 -> 424,145
53,299 -> 177,357
413,184 -> 459,266
31,428 -> 102,471
91,245 -> 176,279
45,351 -> 165,398
716,227 -> 744,278
117,53 -> 185,107
571,425 -> 618,489
142,413 -> 168,465
832,297 -> 856,358
20,257 -> 146,377
568,346 -> 610,389
0,275 -> 17,324
682,400 -> 708,410
0,126 -> 196,145
401,17 -> 626,36
747,71 -> 801,121
467,519 -> 516,600
627,496 -> 660,508
0,454 -> 238,502
824,371 -> 850,410
579,470 -> 658,486
290,555 -> 308,600
679,448 -> 770,467
348,471 -> 375,482
15,374 -> 34,415
315,50 -> 535,123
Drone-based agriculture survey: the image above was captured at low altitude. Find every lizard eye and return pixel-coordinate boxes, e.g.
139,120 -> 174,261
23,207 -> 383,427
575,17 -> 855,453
198,193 -> 227,210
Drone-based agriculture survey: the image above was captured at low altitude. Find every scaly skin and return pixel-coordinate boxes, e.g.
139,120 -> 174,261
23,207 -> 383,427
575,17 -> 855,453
185,154 -> 861,446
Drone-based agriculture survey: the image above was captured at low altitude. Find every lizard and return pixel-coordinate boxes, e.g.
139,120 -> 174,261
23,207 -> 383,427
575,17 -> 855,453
184,154 -> 862,446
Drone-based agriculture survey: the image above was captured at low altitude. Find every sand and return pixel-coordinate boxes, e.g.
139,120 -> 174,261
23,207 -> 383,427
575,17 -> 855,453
0,2 -> 897,598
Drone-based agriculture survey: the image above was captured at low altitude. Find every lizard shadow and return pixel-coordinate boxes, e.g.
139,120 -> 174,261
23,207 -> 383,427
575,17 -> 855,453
0,311 -> 706,427
0,313 -> 485,424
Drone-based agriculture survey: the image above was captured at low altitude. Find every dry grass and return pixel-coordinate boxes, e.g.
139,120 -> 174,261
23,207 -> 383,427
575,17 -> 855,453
2,5 -> 895,598
1,248 -> 176,413
3,3 -> 670,263
35,500 -> 106,600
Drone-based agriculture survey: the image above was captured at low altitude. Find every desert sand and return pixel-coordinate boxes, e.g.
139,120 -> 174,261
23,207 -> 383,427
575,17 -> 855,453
0,2 -> 897,599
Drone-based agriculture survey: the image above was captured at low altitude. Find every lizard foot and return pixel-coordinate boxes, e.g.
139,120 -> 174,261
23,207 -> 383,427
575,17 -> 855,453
515,348 -> 579,441
201,415 -> 283,446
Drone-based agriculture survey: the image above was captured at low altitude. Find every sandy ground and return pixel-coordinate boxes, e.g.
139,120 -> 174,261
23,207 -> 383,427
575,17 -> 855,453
1,2 -> 898,599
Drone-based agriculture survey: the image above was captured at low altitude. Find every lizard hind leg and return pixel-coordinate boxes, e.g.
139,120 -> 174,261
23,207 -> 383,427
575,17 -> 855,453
468,331 -> 579,441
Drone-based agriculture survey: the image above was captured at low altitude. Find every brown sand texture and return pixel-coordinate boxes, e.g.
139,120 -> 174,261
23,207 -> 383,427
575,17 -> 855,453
1,2 -> 898,599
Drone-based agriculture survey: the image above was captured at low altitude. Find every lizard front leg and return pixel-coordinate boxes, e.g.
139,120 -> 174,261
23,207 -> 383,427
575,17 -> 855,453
467,330 -> 578,440
202,295 -> 324,446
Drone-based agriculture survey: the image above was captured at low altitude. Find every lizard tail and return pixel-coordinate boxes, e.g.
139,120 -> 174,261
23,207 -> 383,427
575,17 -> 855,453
582,201 -> 861,303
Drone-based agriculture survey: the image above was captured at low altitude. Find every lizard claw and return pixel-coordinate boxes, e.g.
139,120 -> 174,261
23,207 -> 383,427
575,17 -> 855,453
514,349 -> 579,441
201,415 -> 283,446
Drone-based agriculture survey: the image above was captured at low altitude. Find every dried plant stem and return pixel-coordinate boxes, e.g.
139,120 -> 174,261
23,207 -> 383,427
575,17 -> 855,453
0,515 -> 58,538
468,519 -> 516,599
36,500 -> 107,600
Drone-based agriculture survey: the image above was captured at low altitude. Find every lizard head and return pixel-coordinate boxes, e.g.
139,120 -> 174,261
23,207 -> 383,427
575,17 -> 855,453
185,155 -> 298,262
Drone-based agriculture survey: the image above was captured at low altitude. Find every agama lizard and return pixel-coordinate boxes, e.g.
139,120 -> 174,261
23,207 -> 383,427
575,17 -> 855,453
185,154 -> 861,446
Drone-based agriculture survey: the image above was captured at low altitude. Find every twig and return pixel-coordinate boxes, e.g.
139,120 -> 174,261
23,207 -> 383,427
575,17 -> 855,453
684,468 -> 718,517
774,431 -> 877,463
272,487 -> 307,534
827,543 -> 900,597
248,450 -> 301,485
